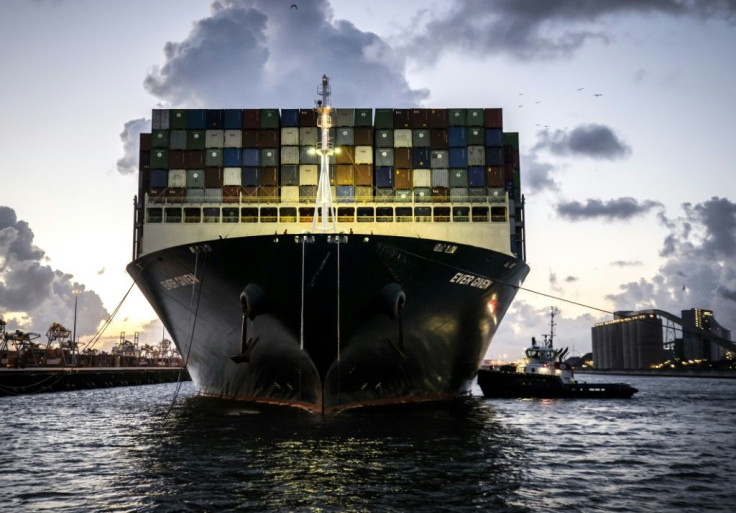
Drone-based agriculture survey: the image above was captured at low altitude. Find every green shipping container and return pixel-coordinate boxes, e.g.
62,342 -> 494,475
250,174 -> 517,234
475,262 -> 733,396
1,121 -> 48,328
188,130 -> 206,150
260,109 -> 280,129
170,110 -> 187,129
466,109 -> 484,127
150,149 -> 169,168
374,109 -> 394,129
448,109 -> 466,126
205,149 -> 223,167
354,108 -> 373,127
468,127 -> 485,145
503,132 -> 519,149
152,130 -> 170,149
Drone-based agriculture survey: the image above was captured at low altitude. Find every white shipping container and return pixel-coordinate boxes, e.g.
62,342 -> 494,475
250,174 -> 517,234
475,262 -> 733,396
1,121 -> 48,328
281,146 -> 300,165
354,146 -> 373,164
394,129 -> 412,148
412,169 -> 432,188
168,169 -> 187,188
299,127 -> 318,145
152,109 -> 170,130
450,187 -> 469,202
206,130 -> 224,148
431,168 -> 449,188
467,146 -> 485,166
281,127 -> 299,146
299,164 -> 319,185
281,186 -> 300,203
223,167 -> 242,186
430,150 -> 448,168
224,130 -> 243,148
375,148 -> 394,166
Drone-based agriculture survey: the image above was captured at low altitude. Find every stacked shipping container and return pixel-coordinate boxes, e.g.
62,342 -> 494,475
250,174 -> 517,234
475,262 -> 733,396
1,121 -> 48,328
141,107 -> 519,206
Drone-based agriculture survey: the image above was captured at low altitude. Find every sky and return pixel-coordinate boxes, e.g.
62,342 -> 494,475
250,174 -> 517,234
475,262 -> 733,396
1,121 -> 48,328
1,0 -> 735,361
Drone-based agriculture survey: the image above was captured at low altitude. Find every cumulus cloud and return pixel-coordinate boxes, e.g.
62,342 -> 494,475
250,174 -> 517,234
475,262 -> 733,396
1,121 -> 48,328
143,0 -> 424,107
534,124 -> 631,160
402,0 -> 736,62
0,207 -> 109,338
117,0 -> 428,174
116,118 -> 151,175
523,153 -> 560,194
557,197 -> 663,221
607,197 -> 736,331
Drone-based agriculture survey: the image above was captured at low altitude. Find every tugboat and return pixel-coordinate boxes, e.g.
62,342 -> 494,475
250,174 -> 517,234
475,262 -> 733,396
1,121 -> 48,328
477,308 -> 638,399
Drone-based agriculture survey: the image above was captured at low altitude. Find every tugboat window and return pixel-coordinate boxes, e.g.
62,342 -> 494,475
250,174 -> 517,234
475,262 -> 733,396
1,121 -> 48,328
396,207 -> 412,222
261,207 -> 278,222
414,206 -> 432,222
491,206 -> 507,222
471,206 -> 489,222
279,207 -> 297,223
357,207 -> 374,222
337,207 -> 355,222
433,207 -> 451,222
452,207 -> 469,222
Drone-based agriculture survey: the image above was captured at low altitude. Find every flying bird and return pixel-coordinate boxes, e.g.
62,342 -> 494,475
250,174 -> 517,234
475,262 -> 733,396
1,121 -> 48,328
594,93 -> 603,97
577,87 -> 584,91
290,3 -> 297,8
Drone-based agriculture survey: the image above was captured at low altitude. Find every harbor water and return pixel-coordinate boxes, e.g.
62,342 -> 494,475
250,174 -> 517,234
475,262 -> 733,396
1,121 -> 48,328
1,375 -> 735,512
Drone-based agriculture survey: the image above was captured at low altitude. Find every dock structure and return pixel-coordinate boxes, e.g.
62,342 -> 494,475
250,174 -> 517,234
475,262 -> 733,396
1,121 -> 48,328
0,366 -> 190,396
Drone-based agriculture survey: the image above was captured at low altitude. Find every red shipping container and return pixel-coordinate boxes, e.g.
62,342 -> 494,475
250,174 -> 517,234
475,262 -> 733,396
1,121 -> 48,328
139,150 -> 151,171
243,109 -> 260,129
394,168 -> 413,190
410,109 -> 429,128
484,108 -> 503,128
336,164 -> 355,185
394,148 -> 412,168
430,129 -> 448,149
222,185 -> 241,203
259,129 -> 280,148
504,145 -> 520,168
140,133 -> 151,151
169,150 -> 186,168
205,167 -> 223,187
336,146 -> 355,164
393,109 -> 411,128
259,185 -> 279,202
504,163 -> 515,182
259,166 -> 279,186
429,109 -> 448,128
355,164 -> 373,186
354,127 -> 373,146
242,185 -> 259,202
299,108 -> 317,127
431,187 -> 449,202
486,166 -> 505,187
184,150 -> 204,169
165,187 -> 185,203
242,130 -> 259,147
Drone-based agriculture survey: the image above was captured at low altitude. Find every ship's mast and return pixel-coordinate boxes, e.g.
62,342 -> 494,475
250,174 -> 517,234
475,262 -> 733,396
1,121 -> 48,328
312,75 -> 337,233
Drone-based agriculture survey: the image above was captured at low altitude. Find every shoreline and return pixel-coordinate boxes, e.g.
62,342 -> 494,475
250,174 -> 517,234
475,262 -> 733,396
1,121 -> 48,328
575,368 -> 736,379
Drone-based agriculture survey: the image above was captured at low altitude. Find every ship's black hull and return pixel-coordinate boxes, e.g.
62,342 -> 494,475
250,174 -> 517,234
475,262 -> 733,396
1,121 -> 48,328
477,368 -> 638,399
128,234 -> 529,413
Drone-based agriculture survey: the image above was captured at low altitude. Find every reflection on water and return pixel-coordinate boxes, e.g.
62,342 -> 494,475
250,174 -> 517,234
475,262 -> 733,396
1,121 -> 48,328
2,376 -> 736,512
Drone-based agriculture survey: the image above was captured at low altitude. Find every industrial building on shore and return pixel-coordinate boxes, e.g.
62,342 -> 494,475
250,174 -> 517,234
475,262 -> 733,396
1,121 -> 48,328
592,308 -> 734,370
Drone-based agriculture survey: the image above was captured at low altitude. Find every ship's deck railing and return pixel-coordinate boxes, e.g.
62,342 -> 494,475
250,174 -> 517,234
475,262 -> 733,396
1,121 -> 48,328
142,193 -> 511,225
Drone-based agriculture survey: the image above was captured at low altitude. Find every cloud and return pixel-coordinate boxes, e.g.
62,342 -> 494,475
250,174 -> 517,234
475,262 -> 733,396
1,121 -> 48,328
143,0 -> 424,108
118,0 -> 428,175
534,124 -> 631,160
0,207 -> 109,338
401,0 -> 736,62
607,197 -> 736,332
611,260 -> 643,267
557,197 -> 663,221
523,153 -> 560,194
116,118 -> 151,175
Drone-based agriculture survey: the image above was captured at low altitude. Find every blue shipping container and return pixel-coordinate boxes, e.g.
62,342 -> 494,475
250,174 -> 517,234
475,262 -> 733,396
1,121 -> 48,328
486,147 -> 504,166
187,109 -> 206,129
485,128 -> 503,147
468,166 -> 486,187
375,166 -> 395,188
224,109 -> 243,129
448,126 -> 467,147
281,109 -> 300,127
206,110 -> 224,129
223,148 -> 242,167
412,148 -> 430,169
242,148 -> 260,166
337,185 -> 355,202
242,167 -> 260,186
150,169 -> 168,188
449,148 -> 468,168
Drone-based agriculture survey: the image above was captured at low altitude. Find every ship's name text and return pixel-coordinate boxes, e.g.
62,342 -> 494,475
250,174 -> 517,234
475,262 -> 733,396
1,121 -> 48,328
449,272 -> 492,290
161,273 -> 200,290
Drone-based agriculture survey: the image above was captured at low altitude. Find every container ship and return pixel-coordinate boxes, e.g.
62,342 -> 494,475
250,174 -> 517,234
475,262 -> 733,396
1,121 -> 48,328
128,76 -> 529,413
